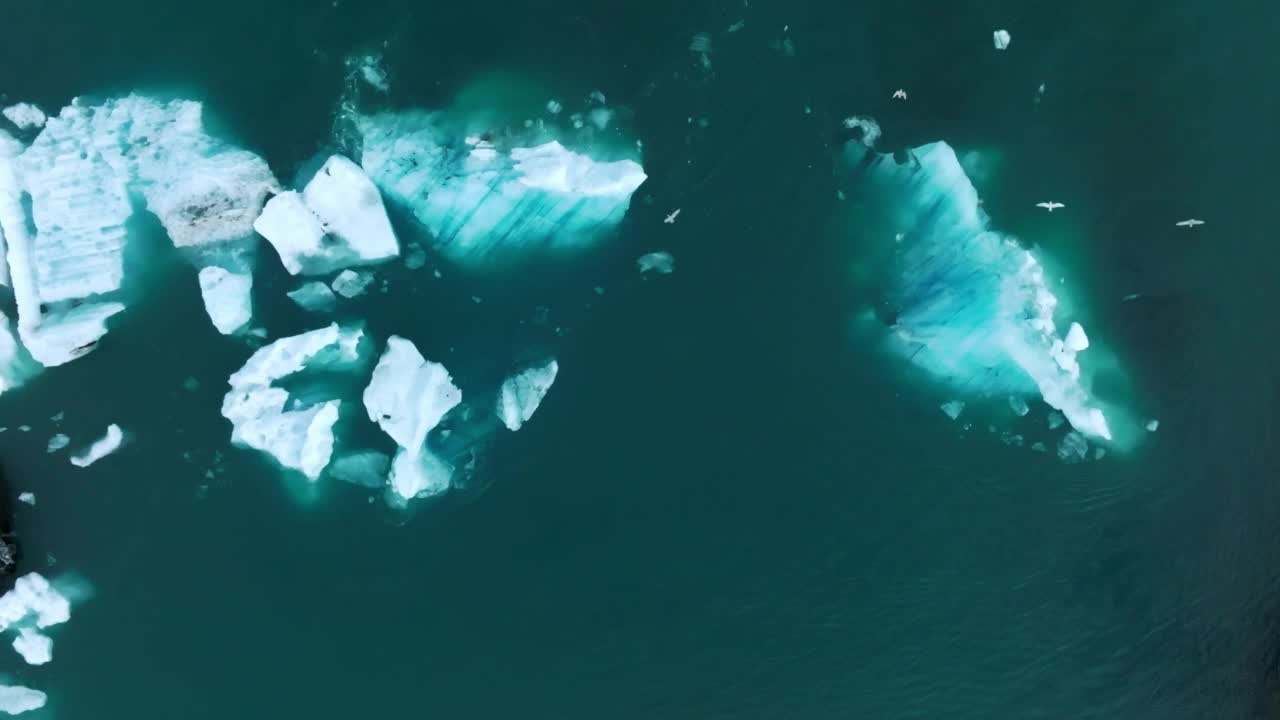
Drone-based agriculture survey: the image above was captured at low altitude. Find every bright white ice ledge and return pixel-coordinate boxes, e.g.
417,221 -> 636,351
843,139 -> 1113,440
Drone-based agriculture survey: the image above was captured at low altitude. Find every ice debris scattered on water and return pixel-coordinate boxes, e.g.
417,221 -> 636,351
941,400 -> 965,420
1,104 -> 46,131
498,359 -> 558,431
12,627 -> 52,666
0,95 -> 277,367
357,111 -> 646,265
253,154 -> 399,276
287,281 -> 338,312
197,266 -> 253,335
841,138 -> 1113,440
637,251 -> 675,274
70,424 -> 124,467
221,324 -> 367,480
993,30 -> 1011,50
331,269 -> 374,299
0,685 -> 45,715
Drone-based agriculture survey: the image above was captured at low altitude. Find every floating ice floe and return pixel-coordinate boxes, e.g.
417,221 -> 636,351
1008,396 -> 1030,417
45,434 -> 69,453
1,104 -> 46,130
357,111 -> 646,264
331,269 -> 374,299
254,154 -> 399,276
498,359 -> 558,431
287,281 -> 338,312
637,251 -> 675,274
0,95 -> 277,366
841,139 -> 1112,440
12,628 -> 52,665
1146,419 -> 1160,432
70,424 -> 124,467
941,400 -> 965,420
197,266 -> 253,335
0,685 -> 45,715
16,493 -> 34,506
222,324 -> 368,479
993,30 -> 1011,50
0,573 -> 70,631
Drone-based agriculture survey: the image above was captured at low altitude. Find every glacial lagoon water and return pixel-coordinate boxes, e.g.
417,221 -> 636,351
1,0 -> 1279,717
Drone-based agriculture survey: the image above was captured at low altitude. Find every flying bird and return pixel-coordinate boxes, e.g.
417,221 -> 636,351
664,209 -> 681,224
1036,202 -> 1065,212
1175,218 -> 1204,228
892,89 -> 907,100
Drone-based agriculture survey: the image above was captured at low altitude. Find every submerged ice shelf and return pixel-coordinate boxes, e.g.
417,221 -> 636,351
842,139 -> 1113,441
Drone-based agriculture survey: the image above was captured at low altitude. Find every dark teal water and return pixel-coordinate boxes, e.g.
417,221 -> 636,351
3,0 -> 1279,718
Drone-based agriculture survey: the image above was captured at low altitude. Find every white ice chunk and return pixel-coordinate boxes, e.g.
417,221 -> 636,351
941,400 -> 965,420
0,685 -> 46,715
221,324 -> 366,479
993,30 -> 1011,50
0,573 -> 70,631
12,628 -> 51,665
254,155 -> 398,276
511,142 -> 646,197
1057,431 -> 1088,463
1047,410 -> 1065,430
70,424 -> 124,467
45,434 -> 69,453
16,493 -> 34,506
388,447 -> 453,501
1146,419 -> 1160,432
197,266 -> 253,335
1064,322 -> 1089,352
842,115 -> 882,147
2,104 -> 46,130
331,269 -> 373,299
363,336 -> 461,451
287,281 -> 337,312
498,359 -> 558,431
1008,395 -> 1030,416
637,251 -> 674,274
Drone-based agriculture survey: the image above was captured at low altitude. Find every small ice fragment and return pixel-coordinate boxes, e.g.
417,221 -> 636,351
50,412 -> 64,423
288,281 -> 338,312
1094,447 -> 1108,460
182,377 -> 200,392
993,30 -> 1011,50
1146,419 -> 1160,432
1121,293 -> 1141,302
498,359 -> 559,431
689,33 -> 712,53
197,266 -> 253,335
1031,441 -> 1047,452
17,426 -> 30,433
357,53 -> 389,91
332,270 -> 373,299
328,451 -> 391,488
588,108 -> 613,130
404,243 -> 427,269
17,493 -> 34,506
940,400 -> 965,420
45,434 -> 69,453
12,628 -> 52,665
1057,431 -> 1088,463
1008,396 -> 1030,417
842,116 -> 882,147
1,103 -> 46,130
70,424 -> 125,467
589,90 -> 607,105
546,100 -> 563,115
0,685 -> 46,714
728,19 -> 745,32
1047,411 -> 1066,430
637,251 -> 675,274
1064,322 -> 1089,352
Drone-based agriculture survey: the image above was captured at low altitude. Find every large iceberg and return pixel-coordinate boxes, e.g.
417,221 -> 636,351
0,96 -> 276,365
222,324 -> 369,479
253,154 -> 399,275
842,140 -> 1111,440
357,111 -> 646,264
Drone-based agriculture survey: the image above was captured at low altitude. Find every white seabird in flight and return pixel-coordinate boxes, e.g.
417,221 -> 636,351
1036,201 -> 1065,212
892,89 -> 907,100
1175,218 -> 1205,228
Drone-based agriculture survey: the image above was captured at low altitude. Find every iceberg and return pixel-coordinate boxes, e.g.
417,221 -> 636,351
0,685 -> 45,715
0,573 -> 71,631
12,628 -> 52,665
388,447 -> 453,501
2,104 -> 46,131
363,336 -> 461,451
0,96 -> 277,366
497,359 -> 558,431
842,140 -> 1112,440
197,266 -> 253,335
287,281 -> 338,312
70,424 -> 125,467
357,111 -> 646,264
252,154 -> 399,276
221,324 -> 368,480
